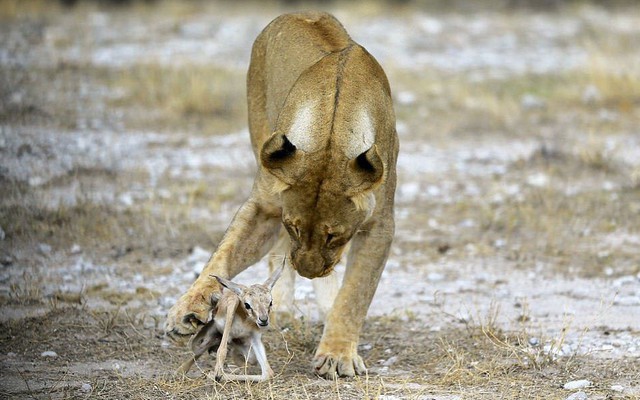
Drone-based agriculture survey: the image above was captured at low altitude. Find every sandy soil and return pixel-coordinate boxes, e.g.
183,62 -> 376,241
1,1 -> 639,399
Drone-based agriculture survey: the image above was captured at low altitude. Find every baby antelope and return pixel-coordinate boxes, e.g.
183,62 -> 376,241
177,264 -> 283,382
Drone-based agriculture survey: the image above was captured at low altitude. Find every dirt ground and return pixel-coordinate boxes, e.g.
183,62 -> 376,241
1,0 -> 639,399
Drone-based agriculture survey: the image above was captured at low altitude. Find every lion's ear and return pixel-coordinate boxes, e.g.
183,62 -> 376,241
347,145 -> 384,193
260,133 -> 304,184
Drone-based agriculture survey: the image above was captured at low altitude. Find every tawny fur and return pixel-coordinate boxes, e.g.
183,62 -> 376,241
166,11 -> 398,379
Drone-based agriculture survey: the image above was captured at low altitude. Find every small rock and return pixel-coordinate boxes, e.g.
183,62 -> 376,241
397,90 -> 417,105
159,296 -> 175,309
526,172 -> 549,187
427,272 -> 445,281
9,91 -> 25,105
7,352 -> 16,357
612,275 -> 636,287
494,238 -> 506,248
189,246 -> 211,261
456,310 -> 471,323
564,380 -> 591,390
582,84 -> 601,104
38,243 -> 52,255
396,120 -> 409,136
41,351 -> 58,358
70,244 -> 82,254
0,256 -> 13,267
157,189 -> 171,199
610,385 -> 624,392
188,246 -> 213,278
28,175 -> 45,186
382,356 -> 398,366
521,94 -> 546,110
0,226 -> 5,240
459,219 -> 475,228
613,296 -> 640,306
118,193 -> 134,207
80,383 -> 92,393
566,392 -> 588,400
400,182 -> 420,199
598,109 -> 618,122
528,337 -> 540,346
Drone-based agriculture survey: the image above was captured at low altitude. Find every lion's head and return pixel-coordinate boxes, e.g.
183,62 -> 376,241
260,133 -> 384,278
257,45 -> 393,279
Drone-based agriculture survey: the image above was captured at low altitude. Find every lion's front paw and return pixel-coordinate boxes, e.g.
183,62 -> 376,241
313,347 -> 366,378
164,289 -> 212,343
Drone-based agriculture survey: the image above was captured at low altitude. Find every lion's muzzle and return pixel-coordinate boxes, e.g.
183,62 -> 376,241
291,251 -> 335,279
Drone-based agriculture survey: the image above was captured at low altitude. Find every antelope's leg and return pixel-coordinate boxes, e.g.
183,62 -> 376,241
212,297 -> 239,380
220,333 -> 273,382
176,319 -> 222,375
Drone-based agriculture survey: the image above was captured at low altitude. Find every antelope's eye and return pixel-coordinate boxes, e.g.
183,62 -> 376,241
244,302 -> 251,310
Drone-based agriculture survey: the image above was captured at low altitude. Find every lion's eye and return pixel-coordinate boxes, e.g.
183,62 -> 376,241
269,300 -> 273,308
284,220 -> 301,238
326,233 -> 344,249
326,231 -> 348,249
244,302 -> 251,310
326,234 -> 335,246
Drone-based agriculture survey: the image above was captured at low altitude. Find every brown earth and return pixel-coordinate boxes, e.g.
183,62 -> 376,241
1,1 -> 639,399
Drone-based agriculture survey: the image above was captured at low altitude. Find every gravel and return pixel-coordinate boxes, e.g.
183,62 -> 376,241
564,380 -> 592,390
565,392 -> 588,400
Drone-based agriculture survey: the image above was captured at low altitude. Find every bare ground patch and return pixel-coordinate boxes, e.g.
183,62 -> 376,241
1,1 -> 640,399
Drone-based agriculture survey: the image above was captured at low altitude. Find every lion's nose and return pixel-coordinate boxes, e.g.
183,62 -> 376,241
292,252 -> 325,279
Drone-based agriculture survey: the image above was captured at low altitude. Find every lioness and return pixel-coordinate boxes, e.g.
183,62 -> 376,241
165,11 -> 398,378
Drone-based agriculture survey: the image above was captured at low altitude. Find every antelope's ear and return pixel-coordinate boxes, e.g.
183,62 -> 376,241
264,261 -> 285,289
212,275 -> 245,296
347,145 -> 384,193
260,133 -> 303,184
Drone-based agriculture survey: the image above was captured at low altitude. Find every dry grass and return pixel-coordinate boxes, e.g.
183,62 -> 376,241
391,34 -> 640,278
2,303 -> 636,399
106,64 -> 247,131
393,37 -> 640,142
0,178 -> 225,265
7,270 -> 43,305
584,56 -> 640,111
430,185 -> 640,277
2,1 -> 640,399
0,0 -> 59,20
